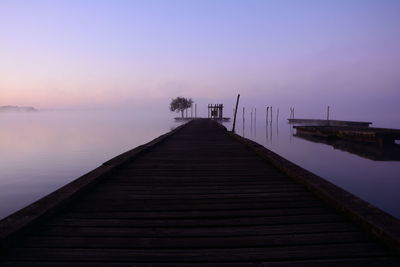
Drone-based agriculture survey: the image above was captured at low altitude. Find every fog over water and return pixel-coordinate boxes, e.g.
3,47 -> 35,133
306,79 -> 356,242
1,1 -> 400,220
0,106 -> 399,220
0,110 -> 179,218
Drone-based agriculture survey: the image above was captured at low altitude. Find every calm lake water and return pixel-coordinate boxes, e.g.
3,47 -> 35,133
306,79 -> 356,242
223,112 -> 400,219
1,110 -> 399,220
0,110 -> 180,219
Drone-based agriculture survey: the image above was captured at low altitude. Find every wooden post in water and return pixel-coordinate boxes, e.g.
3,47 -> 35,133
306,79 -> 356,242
270,107 -> 273,122
195,104 -> 197,118
232,94 -> 240,133
250,108 -> 253,134
266,107 -> 269,124
277,108 -> 279,123
291,107 -> 295,119
254,108 -> 257,133
327,106 -> 330,121
243,107 -> 245,136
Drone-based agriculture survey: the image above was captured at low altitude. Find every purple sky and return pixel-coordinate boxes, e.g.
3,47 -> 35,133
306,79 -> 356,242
1,0 -> 400,122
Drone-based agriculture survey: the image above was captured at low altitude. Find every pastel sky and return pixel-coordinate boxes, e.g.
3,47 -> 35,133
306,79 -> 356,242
1,0 -> 400,118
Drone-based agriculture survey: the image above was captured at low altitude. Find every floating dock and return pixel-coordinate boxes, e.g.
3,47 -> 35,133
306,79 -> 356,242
288,118 -> 372,127
294,132 -> 400,161
295,125 -> 400,146
1,119 -> 399,265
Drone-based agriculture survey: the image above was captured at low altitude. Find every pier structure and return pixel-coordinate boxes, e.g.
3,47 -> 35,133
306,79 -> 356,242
295,125 -> 400,147
208,104 -> 224,119
1,119 -> 399,265
207,104 -> 230,121
294,131 -> 400,161
288,118 -> 372,127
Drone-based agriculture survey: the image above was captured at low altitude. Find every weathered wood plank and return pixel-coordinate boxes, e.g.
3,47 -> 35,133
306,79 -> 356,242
81,191 -> 313,201
2,258 -> 399,267
73,199 -> 323,212
60,207 -> 334,219
90,185 -> 306,194
106,178 -> 292,184
33,223 -> 359,237
45,214 -> 344,228
3,244 -> 389,262
18,231 -> 370,249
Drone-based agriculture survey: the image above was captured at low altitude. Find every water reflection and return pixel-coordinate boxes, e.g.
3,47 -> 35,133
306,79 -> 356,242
294,132 -> 400,161
0,111 -> 178,219
223,107 -> 400,219
265,120 -> 273,144
3,109 -> 399,220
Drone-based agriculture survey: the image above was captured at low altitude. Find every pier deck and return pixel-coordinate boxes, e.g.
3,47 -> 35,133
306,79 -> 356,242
295,125 -> 400,146
1,119 -> 399,265
288,118 -> 372,127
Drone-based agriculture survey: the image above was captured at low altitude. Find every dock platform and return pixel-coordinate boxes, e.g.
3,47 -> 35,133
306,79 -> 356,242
288,118 -> 372,127
295,125 -> 400,146
1,119 -> 399,265
294,132 -> 400,161
175,117 -> 230,122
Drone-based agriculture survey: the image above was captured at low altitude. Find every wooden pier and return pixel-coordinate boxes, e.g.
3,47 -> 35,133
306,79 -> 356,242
295,125 -> 400,146
294,132 -> 400,161
1,119 -> 400,265
288,118 -> 372,127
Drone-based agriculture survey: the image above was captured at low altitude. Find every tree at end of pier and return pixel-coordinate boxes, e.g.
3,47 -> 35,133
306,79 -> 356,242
170,97 -> 193,118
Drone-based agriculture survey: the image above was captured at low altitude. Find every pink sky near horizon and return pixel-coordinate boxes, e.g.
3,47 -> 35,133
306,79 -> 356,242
1,0 -> 400,115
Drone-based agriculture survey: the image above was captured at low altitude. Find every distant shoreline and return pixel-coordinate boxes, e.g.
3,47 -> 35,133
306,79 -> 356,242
0,105 -> 38,112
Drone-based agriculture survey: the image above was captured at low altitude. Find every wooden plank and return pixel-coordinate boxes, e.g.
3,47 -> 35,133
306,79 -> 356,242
60,207 -> 334,219
2,258 -> 399,267
80,191 -> 313,201
45,214 -> 344,228
33,223 -> 359,238
106,178 -> 292,184
73,199 -> 323,212
90,184 -> 306,193
20,232 -> 370,249
124,173 -> 282,178
3,244 -> 389,262
4,259 -> 400,266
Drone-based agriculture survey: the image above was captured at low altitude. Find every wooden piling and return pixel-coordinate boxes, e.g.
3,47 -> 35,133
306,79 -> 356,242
327,106 -> 330,121
242,107 -> 245,136
254,108 -> 257,134
232,94 -> 240,133
250,108 -> 253,134
277,108 -> 279,123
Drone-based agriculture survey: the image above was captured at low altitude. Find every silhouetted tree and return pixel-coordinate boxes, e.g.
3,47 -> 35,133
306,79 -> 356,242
170,97 -> 193,118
